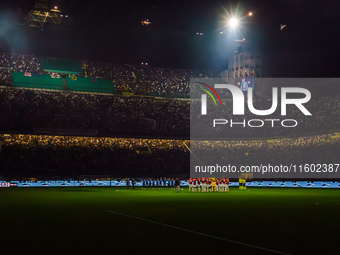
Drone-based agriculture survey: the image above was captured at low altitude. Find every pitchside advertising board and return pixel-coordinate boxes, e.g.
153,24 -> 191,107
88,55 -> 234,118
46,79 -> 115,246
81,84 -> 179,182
190,78 -> 340,179
0,182 -> 17,187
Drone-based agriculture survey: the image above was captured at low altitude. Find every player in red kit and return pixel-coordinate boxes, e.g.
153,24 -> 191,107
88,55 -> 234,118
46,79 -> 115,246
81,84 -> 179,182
192,178 -> 197,192
197,178 -> 201,192
222,178 -> 227,191
202,178 -> 207,192
226,178 -> 230,192
188,178 -> 193,192
218,178 -> 223,192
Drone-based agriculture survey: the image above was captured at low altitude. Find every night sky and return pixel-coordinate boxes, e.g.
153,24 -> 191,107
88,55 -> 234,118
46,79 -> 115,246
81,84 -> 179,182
0,0 -> 339,77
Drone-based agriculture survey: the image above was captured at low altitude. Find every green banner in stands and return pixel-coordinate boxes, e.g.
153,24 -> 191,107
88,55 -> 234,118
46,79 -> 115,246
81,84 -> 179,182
12,72 -> 64,90
38,57 -> 82,74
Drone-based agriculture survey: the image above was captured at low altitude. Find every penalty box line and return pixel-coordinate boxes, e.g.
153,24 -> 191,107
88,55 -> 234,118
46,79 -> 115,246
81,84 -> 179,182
106,210 -> 291,255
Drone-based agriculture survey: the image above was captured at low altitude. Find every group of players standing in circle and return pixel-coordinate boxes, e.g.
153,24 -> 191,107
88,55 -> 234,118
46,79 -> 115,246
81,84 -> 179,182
188,178 -> 230,192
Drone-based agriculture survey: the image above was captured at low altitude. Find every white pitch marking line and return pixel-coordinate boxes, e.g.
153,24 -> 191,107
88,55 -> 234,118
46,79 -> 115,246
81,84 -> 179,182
106,210 -> 291,255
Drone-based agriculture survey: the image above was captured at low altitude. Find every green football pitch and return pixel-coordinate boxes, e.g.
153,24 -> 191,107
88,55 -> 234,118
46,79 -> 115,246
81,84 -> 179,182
1,187 -> 340,255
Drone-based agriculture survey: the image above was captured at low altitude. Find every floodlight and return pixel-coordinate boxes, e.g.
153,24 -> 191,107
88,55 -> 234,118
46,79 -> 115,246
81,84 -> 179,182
228,18 -> 239,28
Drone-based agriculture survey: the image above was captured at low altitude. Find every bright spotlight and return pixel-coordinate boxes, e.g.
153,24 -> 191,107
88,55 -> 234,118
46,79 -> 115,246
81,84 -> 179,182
228,18 -> 239,28
248,12 -> 253,16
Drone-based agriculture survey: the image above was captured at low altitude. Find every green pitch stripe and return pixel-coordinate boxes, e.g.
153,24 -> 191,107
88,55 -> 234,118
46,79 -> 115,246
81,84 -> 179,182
106,210 -> 291,255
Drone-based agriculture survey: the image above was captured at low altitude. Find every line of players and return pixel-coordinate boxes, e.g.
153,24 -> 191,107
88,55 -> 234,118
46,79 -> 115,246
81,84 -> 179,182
188,178 -> 229,192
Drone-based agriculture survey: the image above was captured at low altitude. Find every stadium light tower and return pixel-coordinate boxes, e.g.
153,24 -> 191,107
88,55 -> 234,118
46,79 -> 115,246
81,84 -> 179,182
25,0 -> 62,30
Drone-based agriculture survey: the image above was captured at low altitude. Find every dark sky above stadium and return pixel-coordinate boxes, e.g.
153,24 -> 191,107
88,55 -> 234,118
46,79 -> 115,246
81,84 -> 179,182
0,0 -> 339,77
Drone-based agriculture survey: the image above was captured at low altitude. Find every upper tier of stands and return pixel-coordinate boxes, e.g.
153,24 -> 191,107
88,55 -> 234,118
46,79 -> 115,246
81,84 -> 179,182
0,53 -> 217,97
1,53 -> 338,139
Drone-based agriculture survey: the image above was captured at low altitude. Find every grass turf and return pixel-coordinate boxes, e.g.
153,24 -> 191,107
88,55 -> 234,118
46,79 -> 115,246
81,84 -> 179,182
1,187 -> 340,254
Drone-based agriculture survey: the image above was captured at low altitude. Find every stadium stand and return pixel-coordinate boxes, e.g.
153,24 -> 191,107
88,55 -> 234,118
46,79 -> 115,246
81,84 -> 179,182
0,87 -> 339,138
66,75 -> 115,94
0,52 -> 339,181
1,53 -> 217,97
0,133 -> 338,179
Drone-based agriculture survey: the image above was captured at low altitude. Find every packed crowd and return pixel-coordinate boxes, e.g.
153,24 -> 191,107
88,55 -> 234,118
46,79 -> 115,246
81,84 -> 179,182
0,53 -> 339,180
0,134 -> 189,179
0,52 -> 218,98
0,88 -> 190,137
83,61 -> 218,97
190,134 -> 340,171
0,53 -> 338,139
0,53 -> 42,86
1,134 -> 186,151
190,134 -> 338,150
1,87 -> 338,138
0,133 -> 338,179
